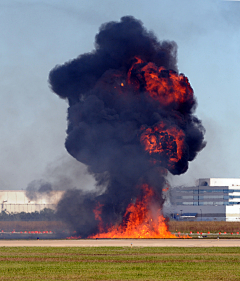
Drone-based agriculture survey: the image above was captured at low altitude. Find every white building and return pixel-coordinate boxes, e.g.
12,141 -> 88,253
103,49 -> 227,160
0,190 -> 63,213
167,178 -> 240,221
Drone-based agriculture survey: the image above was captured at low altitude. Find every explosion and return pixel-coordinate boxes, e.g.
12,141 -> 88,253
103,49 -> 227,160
90,184 -> 176,238
49,16 -> 206,238
140,122 -> 186,172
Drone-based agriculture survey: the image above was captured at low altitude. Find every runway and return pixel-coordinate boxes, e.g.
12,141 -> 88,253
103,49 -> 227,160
0,239 -> 239,247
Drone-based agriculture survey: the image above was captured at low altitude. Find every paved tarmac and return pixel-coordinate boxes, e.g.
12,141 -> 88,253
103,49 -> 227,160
0,239 -> 239,247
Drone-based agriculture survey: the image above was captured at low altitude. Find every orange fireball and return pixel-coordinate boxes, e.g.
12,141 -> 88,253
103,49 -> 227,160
127,57 -> 194,110
140,122 -> 185,171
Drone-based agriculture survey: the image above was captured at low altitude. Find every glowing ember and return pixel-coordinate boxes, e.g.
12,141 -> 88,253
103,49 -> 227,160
89,184 -> 177,238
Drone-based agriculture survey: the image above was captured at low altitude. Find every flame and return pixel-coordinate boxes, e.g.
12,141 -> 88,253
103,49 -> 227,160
141,63 -> 193,107
93,202 -> 104,233
140,121 -> 185,170
127,57 -> 194,109
89,184 -> 177,238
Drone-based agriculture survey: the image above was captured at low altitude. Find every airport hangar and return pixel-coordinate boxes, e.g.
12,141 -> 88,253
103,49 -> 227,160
166,178 -> 240,221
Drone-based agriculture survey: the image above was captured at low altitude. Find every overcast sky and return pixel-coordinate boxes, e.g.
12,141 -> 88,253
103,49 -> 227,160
1,0 -> 240,190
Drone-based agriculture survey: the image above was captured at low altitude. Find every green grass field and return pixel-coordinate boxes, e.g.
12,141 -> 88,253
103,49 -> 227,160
0,247 -> 239,280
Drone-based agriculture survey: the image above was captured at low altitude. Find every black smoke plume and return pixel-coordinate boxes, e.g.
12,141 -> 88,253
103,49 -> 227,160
49,16 -> 206,237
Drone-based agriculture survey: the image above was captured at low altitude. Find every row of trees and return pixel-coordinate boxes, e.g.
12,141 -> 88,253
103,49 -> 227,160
0,208 -> 59,221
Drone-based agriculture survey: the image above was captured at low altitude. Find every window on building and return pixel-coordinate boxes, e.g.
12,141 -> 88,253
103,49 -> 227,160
200,181 -> 208,186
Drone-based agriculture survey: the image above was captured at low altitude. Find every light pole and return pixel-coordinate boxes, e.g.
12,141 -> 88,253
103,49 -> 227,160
2,200 -> 7,212
200,209 -> 202,221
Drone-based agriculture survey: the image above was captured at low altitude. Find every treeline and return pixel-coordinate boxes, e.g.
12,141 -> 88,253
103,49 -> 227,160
0,208 -> 59,221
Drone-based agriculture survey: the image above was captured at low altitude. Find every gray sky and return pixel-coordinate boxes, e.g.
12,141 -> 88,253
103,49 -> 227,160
0,0 -> 240,190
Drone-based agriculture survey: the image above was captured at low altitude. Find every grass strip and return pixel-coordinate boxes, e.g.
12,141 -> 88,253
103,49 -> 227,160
0,247 -> 239,280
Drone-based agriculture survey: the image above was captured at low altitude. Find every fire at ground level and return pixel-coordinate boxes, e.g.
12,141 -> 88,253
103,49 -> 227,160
1,230 -> 240,240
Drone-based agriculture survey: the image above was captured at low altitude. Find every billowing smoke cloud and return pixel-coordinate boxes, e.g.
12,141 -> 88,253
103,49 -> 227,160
26,179 -> 52,201
49,16 -> 206,237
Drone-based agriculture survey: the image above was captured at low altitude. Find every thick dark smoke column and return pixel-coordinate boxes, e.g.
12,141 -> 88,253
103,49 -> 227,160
49,16 -> 206,237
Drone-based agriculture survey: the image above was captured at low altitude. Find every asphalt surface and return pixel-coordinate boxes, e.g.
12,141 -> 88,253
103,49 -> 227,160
0,239 -> 239,247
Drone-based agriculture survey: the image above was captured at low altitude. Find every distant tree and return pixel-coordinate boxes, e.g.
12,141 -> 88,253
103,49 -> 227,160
0,208 -> 58,221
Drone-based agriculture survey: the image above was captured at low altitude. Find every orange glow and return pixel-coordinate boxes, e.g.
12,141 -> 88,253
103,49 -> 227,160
140,122 -> 185,170
66,235 -> 81,239
142,63 -> 193,107
93,202 -> 104,233
127,57 -> 193,108
126,57 -> 144,90
89,184 -> 178,238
